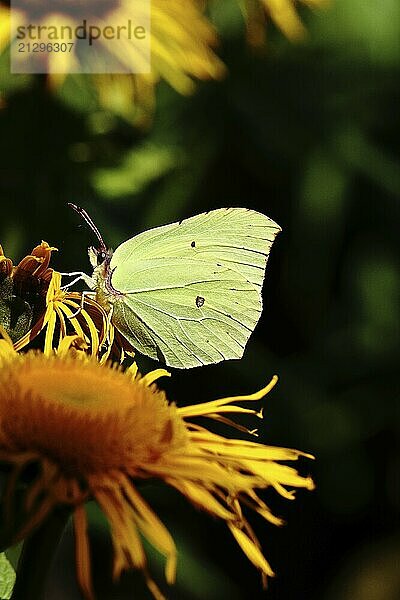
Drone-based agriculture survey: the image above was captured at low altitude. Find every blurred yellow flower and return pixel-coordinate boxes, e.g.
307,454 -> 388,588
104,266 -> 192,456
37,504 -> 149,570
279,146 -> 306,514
0,4 -> 10,52
0,1 -> 326,122
242,0 -> 329,45
0,338 -> 314,599
90,0 -> 227,124
0,0 -> 225,123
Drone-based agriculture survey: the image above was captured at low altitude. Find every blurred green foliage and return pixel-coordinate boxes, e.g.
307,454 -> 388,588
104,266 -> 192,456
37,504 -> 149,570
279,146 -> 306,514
0,0 -> 399,598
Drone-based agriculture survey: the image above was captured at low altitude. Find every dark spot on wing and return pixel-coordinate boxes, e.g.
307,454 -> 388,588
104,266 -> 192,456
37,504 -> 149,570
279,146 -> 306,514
196,296 -> 205,308
191,241 -> 196,248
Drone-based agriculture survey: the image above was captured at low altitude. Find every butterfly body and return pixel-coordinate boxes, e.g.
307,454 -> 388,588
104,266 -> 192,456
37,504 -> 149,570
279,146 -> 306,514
73,206 -> 281,368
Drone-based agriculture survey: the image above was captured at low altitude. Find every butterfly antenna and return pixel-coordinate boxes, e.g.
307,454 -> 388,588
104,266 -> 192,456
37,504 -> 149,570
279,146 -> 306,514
68,203 -> 107,250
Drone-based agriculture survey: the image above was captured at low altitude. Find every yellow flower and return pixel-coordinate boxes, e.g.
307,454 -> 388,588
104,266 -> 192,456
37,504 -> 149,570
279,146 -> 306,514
0,336 -> 314,599
34,270 -> 109,358
0,241 -> 56,347
41,271 -> 134,361
0,243 -> 119,359
241,0 -> 329,46
90,0 -> 227,124
0,1 -> 327,122
0,0 -> 225,124
148,0 -> 225,94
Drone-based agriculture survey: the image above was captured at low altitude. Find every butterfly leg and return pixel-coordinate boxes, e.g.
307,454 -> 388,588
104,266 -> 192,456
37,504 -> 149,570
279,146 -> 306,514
60,272 -> 94,290
68,290 -> 95,318
105,304 -> 114,345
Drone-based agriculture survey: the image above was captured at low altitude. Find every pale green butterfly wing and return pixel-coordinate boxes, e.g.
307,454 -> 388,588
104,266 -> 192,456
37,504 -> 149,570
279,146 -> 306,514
110,260 -> 261,368
109,208 -> 281,368
111,208 -> 279,291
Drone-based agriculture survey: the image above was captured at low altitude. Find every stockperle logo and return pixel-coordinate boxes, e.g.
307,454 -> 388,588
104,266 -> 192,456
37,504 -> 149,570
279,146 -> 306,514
10,1 -> 151,74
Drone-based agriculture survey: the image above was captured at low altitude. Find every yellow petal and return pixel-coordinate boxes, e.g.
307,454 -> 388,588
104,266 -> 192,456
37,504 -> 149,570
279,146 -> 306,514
141,369 -> 171,387
74,505 -> 95,600
168,479 -> 235,520
120,478 -> 177,584
44,310 -> 57,356
178,376 -> 278,418
228,523 -> 275,577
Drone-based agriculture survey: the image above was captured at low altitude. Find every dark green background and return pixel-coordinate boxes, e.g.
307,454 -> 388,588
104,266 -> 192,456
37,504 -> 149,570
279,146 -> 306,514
1,1 -> 399,598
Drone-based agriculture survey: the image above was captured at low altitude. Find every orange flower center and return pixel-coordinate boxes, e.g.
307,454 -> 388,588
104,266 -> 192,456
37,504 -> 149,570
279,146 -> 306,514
0,355 -> 187,475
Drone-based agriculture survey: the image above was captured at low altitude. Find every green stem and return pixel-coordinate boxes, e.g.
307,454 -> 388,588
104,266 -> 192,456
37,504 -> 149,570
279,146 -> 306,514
11,506 -> 71,600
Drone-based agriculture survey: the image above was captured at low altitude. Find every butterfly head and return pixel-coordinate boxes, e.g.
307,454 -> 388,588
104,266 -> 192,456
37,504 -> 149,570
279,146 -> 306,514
69,203 -> 112,269
88,245 -> 112,269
